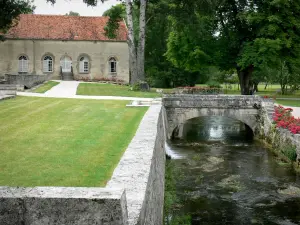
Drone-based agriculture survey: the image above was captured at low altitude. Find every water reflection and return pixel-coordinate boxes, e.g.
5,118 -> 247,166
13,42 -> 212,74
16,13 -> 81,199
165,116 -> 300,225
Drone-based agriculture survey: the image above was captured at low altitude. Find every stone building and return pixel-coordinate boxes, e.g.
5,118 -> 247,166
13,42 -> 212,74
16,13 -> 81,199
0,14 -> 129,82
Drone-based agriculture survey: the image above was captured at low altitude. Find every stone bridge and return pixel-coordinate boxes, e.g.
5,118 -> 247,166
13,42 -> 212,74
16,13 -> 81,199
162,95 -> 274,139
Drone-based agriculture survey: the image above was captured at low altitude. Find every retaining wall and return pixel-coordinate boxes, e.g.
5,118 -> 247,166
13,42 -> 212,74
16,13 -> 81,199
257,101 -> 300,160
0,105 -> 165,225
0,84 -> 17,96
4,74 -> 49,88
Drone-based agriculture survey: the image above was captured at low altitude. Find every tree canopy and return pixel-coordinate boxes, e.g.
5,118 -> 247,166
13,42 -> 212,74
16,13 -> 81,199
0,0 -> 35,32
65,11 -> 80,16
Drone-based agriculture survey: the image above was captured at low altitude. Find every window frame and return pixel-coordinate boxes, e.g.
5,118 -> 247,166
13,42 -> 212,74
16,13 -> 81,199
79,56 -> 89,74
108,57 -> 117,75
18,55 -> 28,73
43,55 -> 53,73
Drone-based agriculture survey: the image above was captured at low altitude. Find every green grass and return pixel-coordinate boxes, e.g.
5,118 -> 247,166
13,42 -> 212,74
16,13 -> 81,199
276,100 -> 300,107
77,83 -> 163,98
33,81 -> 60,93
198,83 -> 300,98
0,96 -> 147,187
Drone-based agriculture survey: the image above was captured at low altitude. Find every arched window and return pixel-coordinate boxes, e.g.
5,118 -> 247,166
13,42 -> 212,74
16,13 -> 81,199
109,57 -> 117,75
43,55 -> 53,72
18,55 -> 28,73
79,56 -> 89,73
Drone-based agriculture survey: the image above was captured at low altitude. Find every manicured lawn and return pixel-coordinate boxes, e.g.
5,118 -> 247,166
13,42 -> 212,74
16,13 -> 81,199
77,83 -> 163,98
276,100 -> 300,107
0,97 -> 147,187
33,81 -> 60,93
197,83 -> 300,98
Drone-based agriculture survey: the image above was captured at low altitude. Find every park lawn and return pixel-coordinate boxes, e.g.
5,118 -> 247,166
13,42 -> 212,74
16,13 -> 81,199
276,100 -> 300,107
33,81 -> 60,93
77,83 -> 163,98
0,96 -> 147,187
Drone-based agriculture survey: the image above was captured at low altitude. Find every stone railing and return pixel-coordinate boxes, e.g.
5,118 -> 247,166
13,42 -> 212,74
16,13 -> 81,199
163,94 -> 266,109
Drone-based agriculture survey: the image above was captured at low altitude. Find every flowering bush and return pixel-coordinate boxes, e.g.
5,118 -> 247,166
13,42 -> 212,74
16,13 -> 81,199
175,86 -> 223,95
273,105 -> 300,134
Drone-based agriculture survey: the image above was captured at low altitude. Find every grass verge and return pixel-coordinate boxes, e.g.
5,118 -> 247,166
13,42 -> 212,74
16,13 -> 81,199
77,83 -> 162,98
0,96 -> 147,187
33,81 -> 60,93
276,100 -> 300,107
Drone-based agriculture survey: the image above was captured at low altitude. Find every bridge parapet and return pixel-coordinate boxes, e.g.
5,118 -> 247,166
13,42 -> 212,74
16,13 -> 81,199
163,94 -> 270,109
162,94 -> 274,139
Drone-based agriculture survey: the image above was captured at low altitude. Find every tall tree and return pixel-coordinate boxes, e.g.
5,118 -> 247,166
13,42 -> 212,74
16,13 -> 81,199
216,0 -> 300,94
102,0 -> 148,84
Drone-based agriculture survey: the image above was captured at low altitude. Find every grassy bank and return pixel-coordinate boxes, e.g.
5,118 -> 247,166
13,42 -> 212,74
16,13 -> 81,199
0,97 -> 147,187
33,81 -> 60,93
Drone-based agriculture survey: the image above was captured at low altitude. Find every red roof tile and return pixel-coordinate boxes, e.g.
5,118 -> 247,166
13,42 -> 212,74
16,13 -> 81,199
5,14 -> 127,41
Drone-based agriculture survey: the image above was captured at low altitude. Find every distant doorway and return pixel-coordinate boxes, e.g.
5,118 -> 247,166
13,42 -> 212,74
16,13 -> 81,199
60,56 -> 72,72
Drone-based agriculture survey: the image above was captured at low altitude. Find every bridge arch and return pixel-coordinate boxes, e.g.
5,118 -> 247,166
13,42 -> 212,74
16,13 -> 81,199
168,108 -> 258,139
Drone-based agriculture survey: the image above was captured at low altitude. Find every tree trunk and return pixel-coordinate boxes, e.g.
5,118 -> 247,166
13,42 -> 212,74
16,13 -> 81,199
125,0 -> 138,84
253,81 -> 259,92
137,0 -> 147,81
237,66 -> 253,95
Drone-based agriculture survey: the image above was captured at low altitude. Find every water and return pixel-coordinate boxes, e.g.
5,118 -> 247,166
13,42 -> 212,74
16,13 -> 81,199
165,116 -> 300,225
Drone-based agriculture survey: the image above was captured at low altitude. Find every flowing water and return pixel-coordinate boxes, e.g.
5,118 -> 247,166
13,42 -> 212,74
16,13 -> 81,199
164,116 -> 300,225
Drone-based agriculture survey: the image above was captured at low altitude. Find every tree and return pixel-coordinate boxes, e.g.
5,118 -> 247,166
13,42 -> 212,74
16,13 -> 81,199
216,0 -> 300,95
65,11 -> 80,16
102,0 -> 148,85
0,0 -> 35,32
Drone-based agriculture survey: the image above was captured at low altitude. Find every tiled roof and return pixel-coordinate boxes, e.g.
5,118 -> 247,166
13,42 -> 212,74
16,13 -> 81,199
5,14 -> 127,41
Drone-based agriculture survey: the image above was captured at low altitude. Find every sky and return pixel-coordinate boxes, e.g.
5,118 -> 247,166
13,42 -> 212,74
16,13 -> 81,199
33,0 -> 120,16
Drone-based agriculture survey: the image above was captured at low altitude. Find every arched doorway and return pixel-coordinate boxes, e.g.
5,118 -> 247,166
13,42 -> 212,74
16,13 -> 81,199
60,56 -> 72,73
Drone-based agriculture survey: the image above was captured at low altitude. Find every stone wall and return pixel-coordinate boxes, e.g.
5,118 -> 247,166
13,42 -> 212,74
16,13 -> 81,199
257,101 -> 300,160
107,105 -> 165,225
4,74 -> 49,88
0,39 -> 129,83
0,105 -> 165,225
0,187 -> 128,225
0,85 -> 17,96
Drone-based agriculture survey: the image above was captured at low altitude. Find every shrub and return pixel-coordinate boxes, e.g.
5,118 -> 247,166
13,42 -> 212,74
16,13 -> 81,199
282,146 -> 297,162
206,80 -> 222,88
175,86 -> 223,95
131,81 -> 150,92
273,105 -> 300,134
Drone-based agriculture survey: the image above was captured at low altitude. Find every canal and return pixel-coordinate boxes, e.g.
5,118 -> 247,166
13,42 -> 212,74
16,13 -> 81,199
164,116 -> 300,225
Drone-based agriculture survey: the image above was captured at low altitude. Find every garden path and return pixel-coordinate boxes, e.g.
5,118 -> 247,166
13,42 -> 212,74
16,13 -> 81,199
17,81 -> 157,102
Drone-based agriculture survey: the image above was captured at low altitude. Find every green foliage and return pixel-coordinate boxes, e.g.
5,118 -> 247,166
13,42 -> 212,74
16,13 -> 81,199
206,80 -> 221,88
164,160 -> 192,225
102,4 -> 125,39
0,0 -> 35,32
282,146 -> 297,162
65,11 -> 80,16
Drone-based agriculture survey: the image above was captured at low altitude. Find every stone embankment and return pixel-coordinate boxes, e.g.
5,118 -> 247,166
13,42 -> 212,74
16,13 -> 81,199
257,101 -> 300,163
